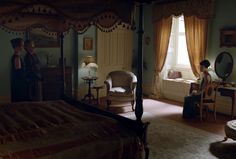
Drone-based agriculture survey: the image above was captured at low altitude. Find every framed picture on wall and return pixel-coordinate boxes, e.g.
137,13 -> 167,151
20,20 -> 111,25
29,28 -> 60,48
220,28 -> 236,47
83,37 -> 93,50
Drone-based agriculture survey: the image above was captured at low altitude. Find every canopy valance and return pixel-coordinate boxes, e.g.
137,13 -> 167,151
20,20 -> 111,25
0,0 -> 134,33
152,0 -> 215,22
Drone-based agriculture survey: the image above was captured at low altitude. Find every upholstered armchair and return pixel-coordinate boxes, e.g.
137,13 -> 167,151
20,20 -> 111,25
104,70 -> 137,111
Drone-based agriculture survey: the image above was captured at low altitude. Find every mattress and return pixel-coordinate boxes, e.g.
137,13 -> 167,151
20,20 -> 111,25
0,100 -> 142,159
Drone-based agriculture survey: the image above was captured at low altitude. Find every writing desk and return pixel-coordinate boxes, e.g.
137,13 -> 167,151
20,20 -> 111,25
218,87 -> 236,119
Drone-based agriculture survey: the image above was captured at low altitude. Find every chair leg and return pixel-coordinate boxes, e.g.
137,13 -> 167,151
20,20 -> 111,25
200,105 -> 203,122
106,100 -> 111,110
206,106 -> 208,121
131,100 -> 135,111
223,136 -> 228,141
214,104 -> 216,121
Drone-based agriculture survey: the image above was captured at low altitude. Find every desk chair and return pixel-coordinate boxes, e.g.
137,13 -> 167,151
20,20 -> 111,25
199,82 -> 218,122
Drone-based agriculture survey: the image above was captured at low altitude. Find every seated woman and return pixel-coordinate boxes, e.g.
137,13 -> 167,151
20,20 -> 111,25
182,59 -> 212,119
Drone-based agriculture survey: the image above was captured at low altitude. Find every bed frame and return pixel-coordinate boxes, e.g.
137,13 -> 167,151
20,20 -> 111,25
0,1 -> 150,158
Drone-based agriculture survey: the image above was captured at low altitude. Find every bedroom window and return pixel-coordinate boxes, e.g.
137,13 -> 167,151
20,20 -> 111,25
167,15 -> 190,68
165,15 -> 195,79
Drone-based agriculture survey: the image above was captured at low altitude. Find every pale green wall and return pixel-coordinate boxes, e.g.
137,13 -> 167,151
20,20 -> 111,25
143,5 -> 154,85
35,30 -> 75,67
132,5 -> 154,86
207,0 -> 236,82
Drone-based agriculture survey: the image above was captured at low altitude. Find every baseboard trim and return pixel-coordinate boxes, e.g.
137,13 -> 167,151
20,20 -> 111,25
0,96 -> 10,102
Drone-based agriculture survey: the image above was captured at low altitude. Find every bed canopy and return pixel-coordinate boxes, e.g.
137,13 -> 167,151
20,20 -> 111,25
0,0 -> 135,33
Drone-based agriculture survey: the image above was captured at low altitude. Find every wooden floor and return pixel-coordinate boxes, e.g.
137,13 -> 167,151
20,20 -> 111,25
98,97 -> 231,136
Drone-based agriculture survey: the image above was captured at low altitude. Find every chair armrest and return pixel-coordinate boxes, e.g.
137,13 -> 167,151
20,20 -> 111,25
104,77 -> 112,92
131,81 -> 137,91
131,73 -> 137,91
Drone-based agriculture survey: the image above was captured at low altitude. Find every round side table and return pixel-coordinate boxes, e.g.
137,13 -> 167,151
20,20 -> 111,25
92,85 -> 104,105
82,76 -> 97,104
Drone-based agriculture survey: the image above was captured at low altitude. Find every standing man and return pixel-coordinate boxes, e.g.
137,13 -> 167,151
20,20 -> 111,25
10,38 -> 28,102
24,40 -> 43,101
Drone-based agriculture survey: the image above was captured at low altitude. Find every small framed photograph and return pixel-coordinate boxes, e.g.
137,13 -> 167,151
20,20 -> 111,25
220,29 -> 236,47
83,37 -> 93,50
29,28 -> 60,48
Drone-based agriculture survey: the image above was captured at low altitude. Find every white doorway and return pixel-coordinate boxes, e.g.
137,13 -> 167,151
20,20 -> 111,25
96,26 -> 134,97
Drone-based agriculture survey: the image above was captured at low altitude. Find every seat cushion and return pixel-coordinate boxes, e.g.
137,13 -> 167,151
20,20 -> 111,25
108,87 -> 133,97
110,87 -> 132,93
108,87 -> 133,99
110,87 -> 127,93
225,120 -> 236,140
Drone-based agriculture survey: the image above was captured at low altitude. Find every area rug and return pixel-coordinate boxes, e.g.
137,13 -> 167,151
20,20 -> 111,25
124,113 -> 236,159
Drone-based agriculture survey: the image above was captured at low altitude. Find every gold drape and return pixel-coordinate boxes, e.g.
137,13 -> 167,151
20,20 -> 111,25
154,17 -> 173,73
152,17 -> 172,98
184,16 -> 209,77
152,0 -> 215,22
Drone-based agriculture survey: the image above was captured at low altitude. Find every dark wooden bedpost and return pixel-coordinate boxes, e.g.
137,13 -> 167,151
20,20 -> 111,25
135,1 -> 144,124
60,32 -> 65,97
134,1 -> 150,158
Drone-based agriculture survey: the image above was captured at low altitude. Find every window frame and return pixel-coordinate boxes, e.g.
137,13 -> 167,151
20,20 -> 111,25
165,15 -> 196,80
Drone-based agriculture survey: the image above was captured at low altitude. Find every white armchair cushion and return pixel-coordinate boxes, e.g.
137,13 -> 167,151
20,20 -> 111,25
110,87 -> 126,93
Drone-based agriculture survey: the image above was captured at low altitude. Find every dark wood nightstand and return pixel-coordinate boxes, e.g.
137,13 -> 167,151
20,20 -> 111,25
41,66 -> 72,100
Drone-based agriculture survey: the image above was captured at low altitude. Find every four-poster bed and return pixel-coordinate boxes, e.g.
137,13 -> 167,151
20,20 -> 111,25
0,0 -> 150,158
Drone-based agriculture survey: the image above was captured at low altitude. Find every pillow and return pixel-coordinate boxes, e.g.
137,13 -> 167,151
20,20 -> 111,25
167,70 -> 182,79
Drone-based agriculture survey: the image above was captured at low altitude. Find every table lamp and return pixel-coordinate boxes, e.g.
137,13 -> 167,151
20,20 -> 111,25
81,56 -> 98,77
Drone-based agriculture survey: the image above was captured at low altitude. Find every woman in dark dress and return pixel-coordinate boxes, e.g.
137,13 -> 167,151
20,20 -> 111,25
24,40 -> 42,101
10,38 -> 28,102
182,59 -> 212,119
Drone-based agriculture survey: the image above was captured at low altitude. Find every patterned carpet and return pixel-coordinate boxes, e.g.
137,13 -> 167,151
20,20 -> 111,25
123,113 -> 236,159
98,98 -> 236,159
